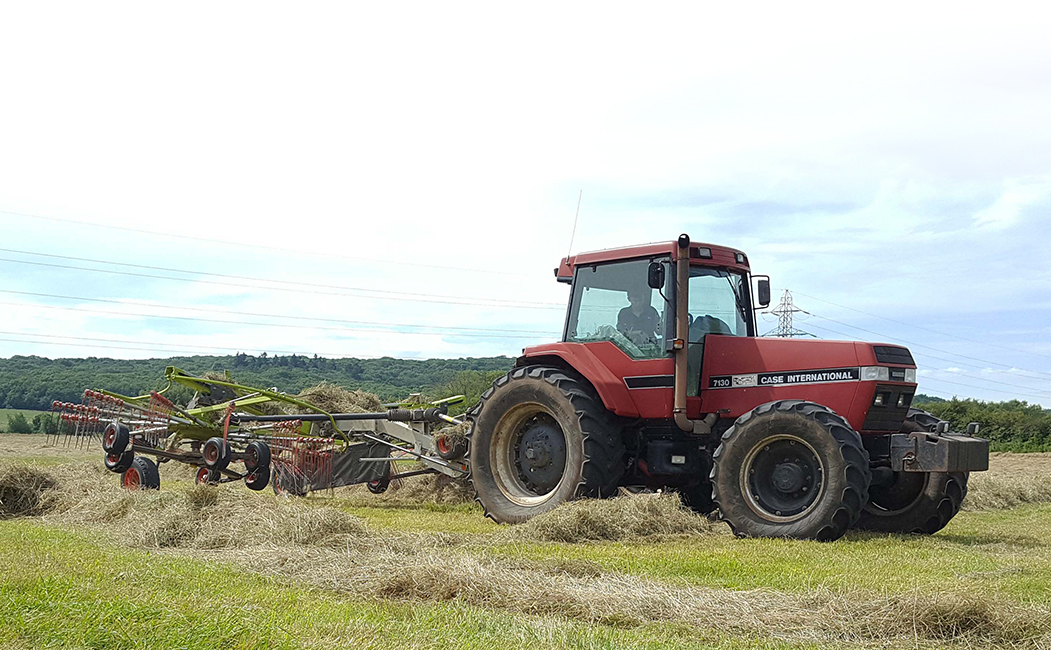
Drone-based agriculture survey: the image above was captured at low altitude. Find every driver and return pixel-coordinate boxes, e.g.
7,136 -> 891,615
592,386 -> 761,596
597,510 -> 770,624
617,285 -> 660,346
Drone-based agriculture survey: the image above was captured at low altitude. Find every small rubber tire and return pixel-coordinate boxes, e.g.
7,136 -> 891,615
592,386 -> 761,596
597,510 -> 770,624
104,449 -> 134,474
245,466 -> 271,491
712,400 -> 871,541
467,365 -> 626,524
122,456 -> 160,490
244,441 -> 271,472
854,422 -> 969,534
195,467 -> 221,486
102,421 -> 130,454
202,437 -> 231,471
366,472 -> 391,494
435,435 -> 467,460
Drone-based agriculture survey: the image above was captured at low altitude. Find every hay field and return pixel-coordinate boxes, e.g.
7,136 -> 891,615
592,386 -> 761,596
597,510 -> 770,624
1,435 -> 1051,649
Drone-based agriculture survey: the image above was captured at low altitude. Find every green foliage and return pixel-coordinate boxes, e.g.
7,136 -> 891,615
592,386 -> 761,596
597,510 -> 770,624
0,353 -> 515,411
915,395 -> 1051,452
5,413 -> 32,434
427,370 -> 507,415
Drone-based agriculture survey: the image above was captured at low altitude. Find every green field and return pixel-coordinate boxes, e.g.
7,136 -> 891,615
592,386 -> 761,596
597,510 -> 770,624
1,436 -> 1050,649
0,408 -> 47,433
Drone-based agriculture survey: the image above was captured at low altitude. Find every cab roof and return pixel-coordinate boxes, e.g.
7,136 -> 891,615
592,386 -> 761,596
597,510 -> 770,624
555,239 -> 750,282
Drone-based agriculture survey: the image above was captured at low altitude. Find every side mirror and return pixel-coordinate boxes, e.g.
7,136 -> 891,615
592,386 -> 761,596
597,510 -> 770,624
647,262 -> 666,289
754,276 -> 771,308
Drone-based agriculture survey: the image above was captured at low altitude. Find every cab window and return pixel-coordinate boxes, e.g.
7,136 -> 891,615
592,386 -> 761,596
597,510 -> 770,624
565,259 -> 671,359
686,267 -> 748,395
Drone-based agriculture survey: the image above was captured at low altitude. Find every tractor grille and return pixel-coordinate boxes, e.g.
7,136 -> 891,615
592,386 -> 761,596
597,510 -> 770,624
873,345 -> 914,365
862,384 -> 913,431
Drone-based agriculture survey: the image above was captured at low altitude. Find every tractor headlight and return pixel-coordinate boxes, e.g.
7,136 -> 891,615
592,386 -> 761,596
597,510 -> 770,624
904,368 -> 917,383
861,366 -> 889,381
873,393 -> 885,407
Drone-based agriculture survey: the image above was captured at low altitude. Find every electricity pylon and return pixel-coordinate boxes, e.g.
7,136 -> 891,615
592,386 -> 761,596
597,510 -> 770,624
763,290 -> 816,338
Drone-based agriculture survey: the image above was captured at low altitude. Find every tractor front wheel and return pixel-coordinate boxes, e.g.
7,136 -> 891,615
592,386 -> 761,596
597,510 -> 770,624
467,366 -> 625,524
854,420 -> 968,534
711,400 -> 870,541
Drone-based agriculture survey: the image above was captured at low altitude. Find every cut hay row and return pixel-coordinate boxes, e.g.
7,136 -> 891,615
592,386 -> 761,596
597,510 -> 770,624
2,461 -> 1050,646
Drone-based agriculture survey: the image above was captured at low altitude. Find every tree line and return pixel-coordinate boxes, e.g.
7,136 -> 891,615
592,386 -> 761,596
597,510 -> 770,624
0,353 -> 515,411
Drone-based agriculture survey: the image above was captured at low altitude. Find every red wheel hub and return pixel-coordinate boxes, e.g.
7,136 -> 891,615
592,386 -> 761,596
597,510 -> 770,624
195,468 -> 211,485
122,467 -> 141,490
437,437 -> 451,454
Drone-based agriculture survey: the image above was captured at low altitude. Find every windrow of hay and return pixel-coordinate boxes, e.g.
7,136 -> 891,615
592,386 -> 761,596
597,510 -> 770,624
964,472 -> 1051,511
505,493 -> 714,543
340,469 -> 476,506
293,383 -> 383,415
0,464 -> 58,517
964,452 -> 1051,511
434,421 -> 469,447
222,542 -> 1050,646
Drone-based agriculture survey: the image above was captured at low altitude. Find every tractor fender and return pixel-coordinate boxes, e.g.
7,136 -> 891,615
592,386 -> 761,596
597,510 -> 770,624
516,344 -> 640,418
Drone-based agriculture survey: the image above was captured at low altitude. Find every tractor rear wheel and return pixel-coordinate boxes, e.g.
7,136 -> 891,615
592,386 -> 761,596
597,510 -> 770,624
467,366 -> 625,524
854,420 -> 968,534
711,400 -> 870,541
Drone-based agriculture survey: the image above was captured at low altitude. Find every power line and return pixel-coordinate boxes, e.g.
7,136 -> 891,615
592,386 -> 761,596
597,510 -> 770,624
802,311 -> 1051,380
0,288 -> 559,336
0,256 -> 563,310
0,300 -> 551,341
0,209 -> 535,277
802,320 -> 1051,397
0,334 -> 435,360
920,376 -> 1051,401
0,247 -> 560,309
793,290 -> 1051,361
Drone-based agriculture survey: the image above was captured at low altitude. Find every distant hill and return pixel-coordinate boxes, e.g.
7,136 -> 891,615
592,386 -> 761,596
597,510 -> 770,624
0,353 -> 515,410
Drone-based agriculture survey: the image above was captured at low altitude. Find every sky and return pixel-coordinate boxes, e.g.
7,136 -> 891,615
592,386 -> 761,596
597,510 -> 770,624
0,2 -> 1049,406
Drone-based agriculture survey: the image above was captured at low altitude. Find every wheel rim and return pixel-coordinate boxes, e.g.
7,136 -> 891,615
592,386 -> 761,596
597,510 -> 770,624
196,468 -> 211,485
867,471 -> 928,515
490,402 -> 568,506
437,437 -> 451,454
740,434 -> 825,522
123,467 -> 141,490
103,426 -> 116,449
204,443 -> 219,464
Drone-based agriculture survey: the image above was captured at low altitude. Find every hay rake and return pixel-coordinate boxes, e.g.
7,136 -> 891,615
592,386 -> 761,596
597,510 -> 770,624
50,366 -> 469,494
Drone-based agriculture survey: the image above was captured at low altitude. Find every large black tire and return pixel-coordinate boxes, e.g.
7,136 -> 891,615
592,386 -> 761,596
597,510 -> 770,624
122,456 -> 160,490
467,366 -> 626,524
854,420 -> 968,534
712,400 -> 871,541
678,481 -> 717,515
905,407 -> 943,432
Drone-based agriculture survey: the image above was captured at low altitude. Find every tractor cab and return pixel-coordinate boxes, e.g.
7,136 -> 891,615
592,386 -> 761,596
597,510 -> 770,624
554,237 -> 765,404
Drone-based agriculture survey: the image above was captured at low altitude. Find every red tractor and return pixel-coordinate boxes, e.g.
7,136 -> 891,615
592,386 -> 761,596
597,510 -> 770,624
466,235 -> 989,540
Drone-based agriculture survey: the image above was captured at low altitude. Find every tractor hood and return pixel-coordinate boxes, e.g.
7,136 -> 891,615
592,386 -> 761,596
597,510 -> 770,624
697,336 -> 918,432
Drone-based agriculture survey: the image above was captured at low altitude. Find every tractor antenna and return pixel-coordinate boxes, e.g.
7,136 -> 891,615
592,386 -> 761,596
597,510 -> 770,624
566,189 -> 583,258
763,290 -> 817,338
